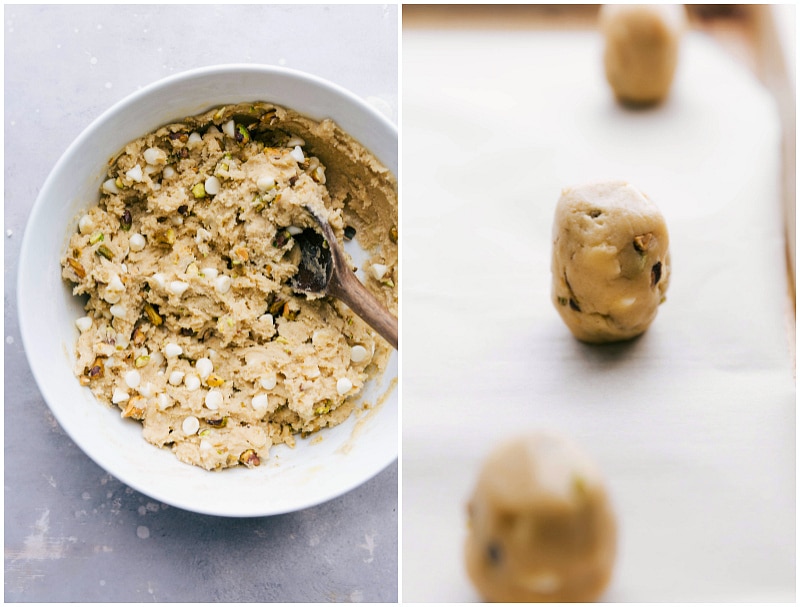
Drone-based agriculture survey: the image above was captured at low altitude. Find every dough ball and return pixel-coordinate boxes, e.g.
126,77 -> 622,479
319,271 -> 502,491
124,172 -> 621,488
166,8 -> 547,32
600,4 -> 687,106
551,180 -> 670,344
464,433 -> 616,603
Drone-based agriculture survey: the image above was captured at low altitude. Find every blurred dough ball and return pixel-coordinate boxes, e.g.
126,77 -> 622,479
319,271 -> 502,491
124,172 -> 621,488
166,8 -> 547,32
600,4 -> 687,105
551,180 -> 670,344
465,433 -> 616,603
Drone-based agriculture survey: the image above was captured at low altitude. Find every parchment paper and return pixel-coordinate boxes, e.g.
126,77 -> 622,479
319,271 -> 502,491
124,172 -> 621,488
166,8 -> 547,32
401,29 -> 795,602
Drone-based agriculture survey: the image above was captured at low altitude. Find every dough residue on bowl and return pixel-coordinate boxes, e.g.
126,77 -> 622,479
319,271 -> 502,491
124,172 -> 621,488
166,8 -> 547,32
60,102 -> 397,471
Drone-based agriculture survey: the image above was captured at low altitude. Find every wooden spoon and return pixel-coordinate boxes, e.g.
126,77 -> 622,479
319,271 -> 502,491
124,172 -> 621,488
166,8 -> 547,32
289,206 -> 398,350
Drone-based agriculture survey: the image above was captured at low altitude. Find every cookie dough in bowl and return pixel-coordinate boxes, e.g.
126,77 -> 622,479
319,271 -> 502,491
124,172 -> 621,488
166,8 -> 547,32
19,65 -> 398,516
465,433 -> 617,603
61,101 -> 397,471
551,180 -> 670,343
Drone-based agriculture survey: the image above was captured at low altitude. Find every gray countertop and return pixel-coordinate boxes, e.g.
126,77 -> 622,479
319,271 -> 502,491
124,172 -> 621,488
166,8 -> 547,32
4,4 -> 398,602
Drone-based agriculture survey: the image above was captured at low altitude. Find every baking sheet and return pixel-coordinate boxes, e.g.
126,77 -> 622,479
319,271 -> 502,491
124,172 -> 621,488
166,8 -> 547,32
401,29 -> 795,602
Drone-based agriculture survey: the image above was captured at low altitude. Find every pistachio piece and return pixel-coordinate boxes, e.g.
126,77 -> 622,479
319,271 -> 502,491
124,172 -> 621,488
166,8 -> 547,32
272,229 -> 291,248
239,449 -> 260,467
633,233 -> 653,253
134,355 -> 151,368
143,303 -> 163,326
205,374 -> 224,387
235,124 -> 251,144
86,357 -> 105,379
89,231 -> 105,245
121,396 -> 145,420
120,209 -> 133,231
96,244 -> 113,260
389,225 -> 398,244
191,182 -> 206,199
206,416 -> 228,428
67,258 -> 86,279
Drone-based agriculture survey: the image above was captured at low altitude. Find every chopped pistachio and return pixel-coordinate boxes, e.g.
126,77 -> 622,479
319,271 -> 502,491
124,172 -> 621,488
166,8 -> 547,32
272,229 -> 291,248
89,231 -> 105,245
274,336 -> 289,345
207,416 -> 228,428
633,233 -> 654,253
67,258 -> 86,279
121,397 -> 145,420
120,209 -> 132,231
96,244 -> 114,260
86,357 -> 105,379
191,182 -> 206,199
235,124 -> 251,143
134,355 -> 151,368
239,449 -> 261,467
143,303 -> 163,326
206,374 -> 224,387
557,296 -> 568,306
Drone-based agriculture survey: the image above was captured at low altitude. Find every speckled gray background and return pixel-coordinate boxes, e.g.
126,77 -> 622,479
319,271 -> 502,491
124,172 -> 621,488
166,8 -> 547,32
4,4 -> 398,602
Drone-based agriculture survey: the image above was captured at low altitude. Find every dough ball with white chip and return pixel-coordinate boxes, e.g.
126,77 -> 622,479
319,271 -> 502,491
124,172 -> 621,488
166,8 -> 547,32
464,433 -> 617,603
600,4 -> 687,106
551,180 -> 670,343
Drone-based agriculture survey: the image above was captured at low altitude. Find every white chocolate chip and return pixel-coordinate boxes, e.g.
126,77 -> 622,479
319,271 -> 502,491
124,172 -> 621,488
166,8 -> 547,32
205,389 -> 223,410
290,145 -> 305,163
162,165 -> 176,180
259,313 -> 274,326
129,233 -> 146,252
287,136 -> 305,147
151,273 -> 166,290
196,357 -> 213,380
168,280 -> 189,296
137,382 -> 154,398
187,131 -> 203,149
75,316 -> 93,332
214,275 -> 231,294
164,343 -> 183,358
78,214 -> 96,234
201,267 -> 218,279
336,377 -> 353,396
350,345 -> 369,363
157,393 -> 172,410
143,147 -> 167,165
124,370 -> 141,389
257,175 -> 276,192
101,179 -> 119,195
204,175 -> 221,196
109,304 -> 127,319
251,394 -> 269,412
184,374 -> 201,391
182,416 -> 200,435
287,226 -> 303,236
370,263 -> 388,281
126,164 -> 144,183
222,120 -> 235,137
260,375 -> 277,390
200,438 -> 213,451
112,388 -> 130,404
168,371 -> 185,386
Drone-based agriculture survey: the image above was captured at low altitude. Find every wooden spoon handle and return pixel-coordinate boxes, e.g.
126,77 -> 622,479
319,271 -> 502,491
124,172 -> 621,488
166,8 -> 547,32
330,270 -> 398,350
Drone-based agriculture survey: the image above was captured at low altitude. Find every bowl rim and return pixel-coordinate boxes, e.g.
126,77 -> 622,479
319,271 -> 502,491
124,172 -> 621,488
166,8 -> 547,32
18,63 -> 398,517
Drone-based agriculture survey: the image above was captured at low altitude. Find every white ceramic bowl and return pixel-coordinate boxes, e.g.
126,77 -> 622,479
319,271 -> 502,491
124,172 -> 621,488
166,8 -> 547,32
18,65 -> 398,517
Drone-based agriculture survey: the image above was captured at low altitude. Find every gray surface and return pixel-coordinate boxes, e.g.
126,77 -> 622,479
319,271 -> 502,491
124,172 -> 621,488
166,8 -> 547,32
4,4 -> 398,602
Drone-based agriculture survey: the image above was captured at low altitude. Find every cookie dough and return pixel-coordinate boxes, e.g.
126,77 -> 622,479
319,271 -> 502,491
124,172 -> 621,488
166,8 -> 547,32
61,102 -> 397,471
465,433 -> 617,603
551,180 -> 670,343
600,4 -> 687,106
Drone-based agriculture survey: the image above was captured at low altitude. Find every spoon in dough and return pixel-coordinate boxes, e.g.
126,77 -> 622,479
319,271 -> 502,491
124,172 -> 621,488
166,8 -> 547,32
289,206 -> 398,350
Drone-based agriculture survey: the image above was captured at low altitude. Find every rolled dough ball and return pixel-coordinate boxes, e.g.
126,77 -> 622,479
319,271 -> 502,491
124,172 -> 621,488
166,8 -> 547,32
551,180 -> 670,343
600,4 -> 687,106
464,433 -> 616,603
